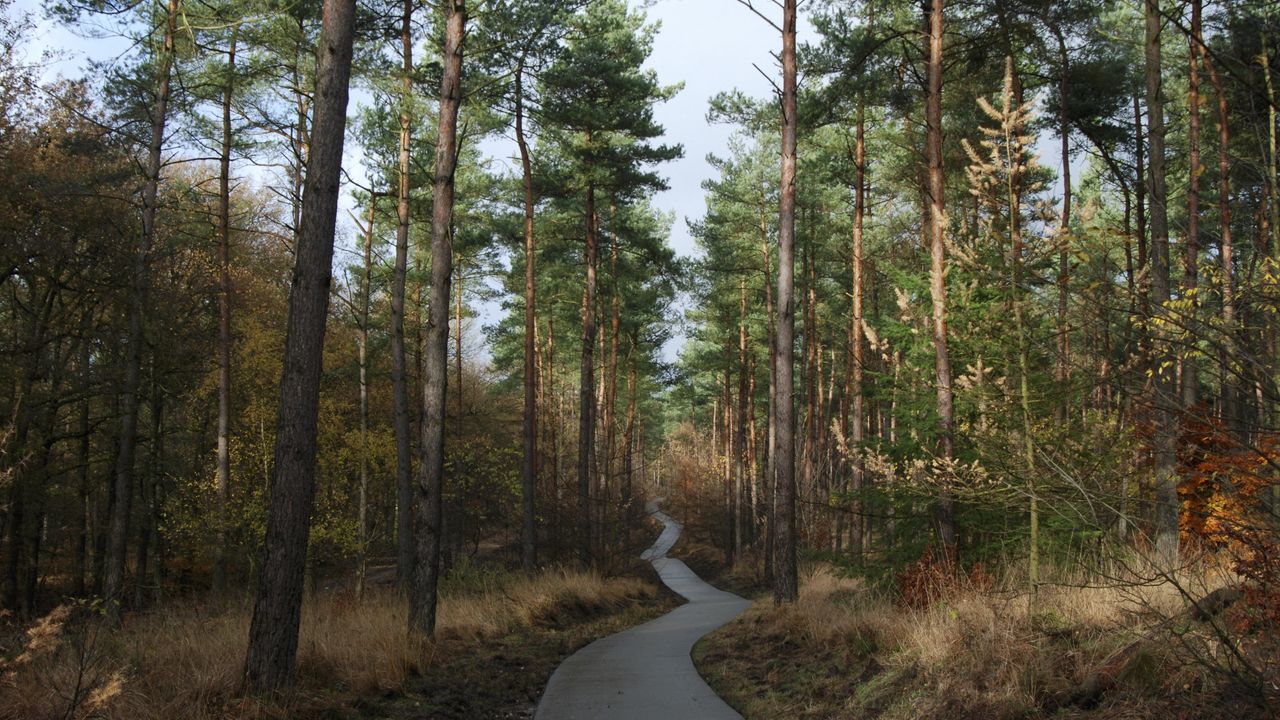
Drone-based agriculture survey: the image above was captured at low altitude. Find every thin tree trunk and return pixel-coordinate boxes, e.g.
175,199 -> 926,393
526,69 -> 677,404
1183,0 -> 1202,409
410,0 -> 465,638
623,354 -> 637,550
1262,37 -> 1280,517
578,172 -> 598,569
722,365 -> 734,558
1144,0 -> 1179,567
757,192 -> 776,578
74,334 -> 92,597
104,0 -> 180,619
392,0 -> 415,588
735,279 -> 749,563
135,380 -> 163,607
746,354 -> 759,547
1135,94 -> 1147,279
925,0 -> 957,556
1002,55 -> 1037,601
243,0 -> 356,690
356,197 -> 376,598
1056,33 -> 1072,423
848,98 -> 866,562
213,25 -> 237,599
773,0 -> 799,604
607,205 -> 622,547
801,225 -> 817,545
516,61 -> 538,574
1205,56 -> 1236,432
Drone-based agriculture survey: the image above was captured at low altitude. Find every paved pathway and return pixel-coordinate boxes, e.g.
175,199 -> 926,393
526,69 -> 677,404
533,500 -> 751,719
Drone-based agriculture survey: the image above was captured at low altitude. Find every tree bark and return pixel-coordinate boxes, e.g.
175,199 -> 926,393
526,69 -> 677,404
578,173 -> 598,569
1262,38 -> 1280,517
1183,0 -> 1202,409
104,0 -> 180,619
772,0 -> 799,605
606,204 -> 622,556
1144,0 -> 1179,567
455,258 -> 465,425
735,278 -> 749,563
392,0 -> 415,588
410,0 -> 465,638
925,0 -> 957,555
213,25 -> 237,599
848,99 -> 866,562
1205,56 -> 1236,432
74,332 -> 92,598
623,356 -> 638,549
243,0 -> 356,691
516,61 -> 538,574
757,191 -> 776,580
356,197 -> 376,598
1056,33 -> 1072,424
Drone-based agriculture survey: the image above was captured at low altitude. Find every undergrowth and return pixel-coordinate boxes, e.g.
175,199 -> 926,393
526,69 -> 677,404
0,566 -> 660,719
696,556 -> 1275,720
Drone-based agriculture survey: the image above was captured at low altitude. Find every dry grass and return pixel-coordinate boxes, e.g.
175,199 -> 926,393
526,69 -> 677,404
0,568 -> 657,720
697,558 -> 1261,720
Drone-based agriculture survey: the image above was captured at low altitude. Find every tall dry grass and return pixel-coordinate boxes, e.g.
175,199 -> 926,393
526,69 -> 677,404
717,555 -> 1242,719
0,568 -> 655,720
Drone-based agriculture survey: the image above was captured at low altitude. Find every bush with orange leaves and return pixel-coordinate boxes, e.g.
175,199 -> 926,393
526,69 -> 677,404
1175,411 -> 1279,705
1177,411 -> 1277,546
895,546 -> 994,609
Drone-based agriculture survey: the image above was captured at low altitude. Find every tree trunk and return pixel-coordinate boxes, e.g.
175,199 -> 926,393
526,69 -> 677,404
455,259 -> 465,423
758,191 -> 776,578
735,279 -> 749,563
578,170 -> 598,569
356,197 -> 376,598
1205,56 -> 1236,433
1056,33 -> 1072,423
243,0 -> 356,690
606,205 -> 622,556
213,25 -> 237,599
135,380 -> 163,607
392,0 -> 415,588
848,98 -> 866,562
74,336 -> 92,598
410,0 -> 465,638
773,0 -> 799,605
1144,0 -> 1179,567
514,63 -> 538,574
1134,93 -> 1147,277
801,224 -> 817,546
1183,1 -> 1202,409
1262,37 -> 1280,517
104,0 -> 180,619
925,0 -> 957,556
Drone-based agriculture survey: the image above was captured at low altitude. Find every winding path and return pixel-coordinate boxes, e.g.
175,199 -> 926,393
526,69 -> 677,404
533,500 -> 751,720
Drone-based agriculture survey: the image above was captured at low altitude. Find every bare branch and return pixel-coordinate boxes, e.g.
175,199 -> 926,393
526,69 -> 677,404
735,0 -> 782,33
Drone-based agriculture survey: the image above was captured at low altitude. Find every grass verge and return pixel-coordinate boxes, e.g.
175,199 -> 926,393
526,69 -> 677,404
0,563 -> 675,719
695,562 -> 1275,719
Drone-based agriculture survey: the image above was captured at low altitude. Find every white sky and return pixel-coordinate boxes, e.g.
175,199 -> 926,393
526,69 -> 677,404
644,0 -> 816,259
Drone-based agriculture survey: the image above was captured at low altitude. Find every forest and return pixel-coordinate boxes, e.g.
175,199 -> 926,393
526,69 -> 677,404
0,0 -> 1278,717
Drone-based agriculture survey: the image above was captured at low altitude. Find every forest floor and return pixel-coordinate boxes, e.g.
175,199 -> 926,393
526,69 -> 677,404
0,554 -> 678,720
345,570 -> 679,720
692,562 -> 1276,720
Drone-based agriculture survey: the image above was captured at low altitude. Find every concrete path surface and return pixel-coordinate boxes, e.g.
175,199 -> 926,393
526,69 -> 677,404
534,500 -> 751,720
